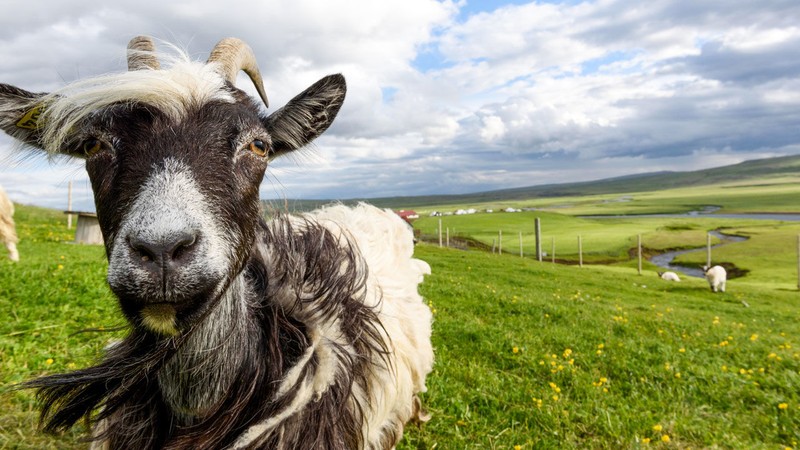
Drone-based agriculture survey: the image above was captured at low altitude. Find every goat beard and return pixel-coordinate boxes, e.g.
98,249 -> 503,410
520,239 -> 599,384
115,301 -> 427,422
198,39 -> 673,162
19,259 -> 248,439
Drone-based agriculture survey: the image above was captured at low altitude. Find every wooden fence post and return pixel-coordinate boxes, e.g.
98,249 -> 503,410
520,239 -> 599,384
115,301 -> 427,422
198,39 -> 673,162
706,232 -> 712,267
552,237 -> 555,263
438,219 -> 442,248
67,181 -> 73,229
638,234 -> 642,275
446,228 -> 450,248
578,235 -> 583,267
498,230 -> 503,254
519,231 -> 523,258
535,217 -> 542,261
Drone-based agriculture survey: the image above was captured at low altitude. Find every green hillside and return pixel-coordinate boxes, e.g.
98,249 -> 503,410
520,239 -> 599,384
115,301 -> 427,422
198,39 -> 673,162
265,154 -> 800,212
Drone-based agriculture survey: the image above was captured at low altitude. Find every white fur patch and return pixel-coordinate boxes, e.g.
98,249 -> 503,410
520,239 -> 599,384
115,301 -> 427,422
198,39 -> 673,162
237,204 -> 433,447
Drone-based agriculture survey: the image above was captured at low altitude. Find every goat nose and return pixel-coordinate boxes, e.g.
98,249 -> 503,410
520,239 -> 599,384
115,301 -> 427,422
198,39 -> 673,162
128,232 -> 198,270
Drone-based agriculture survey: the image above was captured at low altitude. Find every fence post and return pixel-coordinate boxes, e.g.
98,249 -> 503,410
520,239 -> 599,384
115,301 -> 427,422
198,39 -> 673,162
535,217 -> 542,261
446,228 -> 450,248
67,181 -> 73,229
519,231 -> 523,258
578,235 -> 583,267
438,219 -> 443,247
706,232 -> 712,267
638,234 -> 642,275
498,230 -> 503,254
552,237 -> 555,263
492,239 -> 496,254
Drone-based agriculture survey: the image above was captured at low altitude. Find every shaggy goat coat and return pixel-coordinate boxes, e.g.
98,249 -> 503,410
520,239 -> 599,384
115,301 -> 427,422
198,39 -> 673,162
88,203 -> 433,449
703,265 -> 727,293
0,185 -> 19,261
0,36 -> 433,449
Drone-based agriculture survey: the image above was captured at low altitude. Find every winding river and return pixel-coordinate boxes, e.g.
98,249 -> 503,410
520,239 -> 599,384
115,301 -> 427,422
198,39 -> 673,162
583,209 -> 800,278
650,230 -> 747,278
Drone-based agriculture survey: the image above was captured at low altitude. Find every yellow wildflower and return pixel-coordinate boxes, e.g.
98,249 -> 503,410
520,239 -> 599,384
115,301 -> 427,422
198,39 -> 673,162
652,424 -> 663,432
662,435 -> 670,443
45,358 -> 54,365
779,403 -> 789,410
512,346 -> 519,354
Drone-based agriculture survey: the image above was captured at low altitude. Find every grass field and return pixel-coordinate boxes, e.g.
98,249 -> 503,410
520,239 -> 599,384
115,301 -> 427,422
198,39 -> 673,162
2,204 -> 800,449
400,175 -> 800,218
414,210 -> 800,289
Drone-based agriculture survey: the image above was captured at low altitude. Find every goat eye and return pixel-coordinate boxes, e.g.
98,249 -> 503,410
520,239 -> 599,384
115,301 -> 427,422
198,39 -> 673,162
248,139 -> 268,157
82,138 -> 104,156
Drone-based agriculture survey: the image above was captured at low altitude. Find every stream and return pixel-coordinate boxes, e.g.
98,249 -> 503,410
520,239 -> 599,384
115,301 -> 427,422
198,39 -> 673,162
580,208 -> 787,278
649,230 -> 748,278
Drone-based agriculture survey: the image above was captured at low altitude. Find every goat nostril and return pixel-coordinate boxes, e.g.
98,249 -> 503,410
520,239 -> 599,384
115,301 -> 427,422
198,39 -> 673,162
127,232 -> 197,266
170,233 -> 197,261
128,236 -> 157,262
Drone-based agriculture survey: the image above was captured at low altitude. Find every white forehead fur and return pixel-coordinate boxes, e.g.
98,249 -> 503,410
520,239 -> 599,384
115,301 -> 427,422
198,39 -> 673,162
36,49 -> 234,154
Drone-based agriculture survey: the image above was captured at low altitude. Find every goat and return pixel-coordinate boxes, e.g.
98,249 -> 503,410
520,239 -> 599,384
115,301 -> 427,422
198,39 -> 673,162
0,36 -> 433,449
703,265 -> 727,293
0,185 -> 19,261
657,271 -> 680,282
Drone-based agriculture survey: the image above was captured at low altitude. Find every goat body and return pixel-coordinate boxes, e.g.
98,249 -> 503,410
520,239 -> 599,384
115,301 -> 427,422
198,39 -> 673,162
0,37 -> 433,449
703,265 -> 727,293
657,271 -> 680,282
0,185 -> 19,261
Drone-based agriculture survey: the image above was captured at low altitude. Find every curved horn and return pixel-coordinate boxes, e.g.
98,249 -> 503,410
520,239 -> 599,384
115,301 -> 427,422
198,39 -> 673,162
127,36 -> 160,71
207,38 -> 269,107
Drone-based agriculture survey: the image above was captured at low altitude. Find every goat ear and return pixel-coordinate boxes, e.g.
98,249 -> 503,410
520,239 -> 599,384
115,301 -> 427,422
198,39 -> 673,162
264,74 -> 346,158
0,84 -> 48,151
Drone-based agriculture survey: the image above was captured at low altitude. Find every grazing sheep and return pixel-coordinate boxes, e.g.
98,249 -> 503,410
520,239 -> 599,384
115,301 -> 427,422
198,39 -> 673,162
0,185 -> 19,262
703,265 -> 727,293
0,36 -> 433,449
657,271 -> 680,282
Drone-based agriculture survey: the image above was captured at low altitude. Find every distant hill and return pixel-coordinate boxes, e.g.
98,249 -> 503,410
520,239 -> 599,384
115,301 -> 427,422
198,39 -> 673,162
263,154 -> 800,211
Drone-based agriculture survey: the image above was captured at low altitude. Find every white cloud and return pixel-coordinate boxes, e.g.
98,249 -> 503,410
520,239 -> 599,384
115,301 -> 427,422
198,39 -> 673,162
1,0 -> 800,208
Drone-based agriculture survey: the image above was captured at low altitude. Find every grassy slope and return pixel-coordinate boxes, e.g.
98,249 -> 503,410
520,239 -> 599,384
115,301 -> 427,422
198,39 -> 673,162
265,155 -> 800,213
401,244 -> 800,449
2,205 -> 799,449
0,205 -> 120,449
414,210 -> 800,288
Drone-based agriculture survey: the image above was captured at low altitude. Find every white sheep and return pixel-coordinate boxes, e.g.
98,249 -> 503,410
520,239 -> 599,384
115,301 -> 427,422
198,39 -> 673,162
703,265 -> 727,293
0,185 -> 19,262
657,271 -> 681,282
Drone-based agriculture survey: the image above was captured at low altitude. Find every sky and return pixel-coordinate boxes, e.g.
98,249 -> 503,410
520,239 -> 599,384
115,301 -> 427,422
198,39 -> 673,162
1,0 -> 799,211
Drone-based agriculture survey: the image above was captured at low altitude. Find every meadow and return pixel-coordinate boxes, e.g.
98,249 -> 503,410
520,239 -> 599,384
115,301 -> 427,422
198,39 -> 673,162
1,199 -> 799,449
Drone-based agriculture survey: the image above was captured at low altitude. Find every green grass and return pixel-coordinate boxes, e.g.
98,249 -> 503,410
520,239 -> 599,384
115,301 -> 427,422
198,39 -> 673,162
414,210 -> 800,281
2,204 -> 800,449
397,174 -> 800,217
401,244 -> 800,449
0,205 -> 121,449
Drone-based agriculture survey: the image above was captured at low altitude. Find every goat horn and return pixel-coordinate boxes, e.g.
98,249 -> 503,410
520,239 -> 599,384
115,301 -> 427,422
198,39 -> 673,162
127,36 -> 160,71
207,38 -> 269,108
